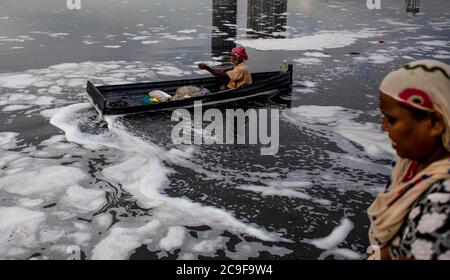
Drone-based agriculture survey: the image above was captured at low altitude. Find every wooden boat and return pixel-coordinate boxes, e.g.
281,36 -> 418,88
86,64 -> 293,115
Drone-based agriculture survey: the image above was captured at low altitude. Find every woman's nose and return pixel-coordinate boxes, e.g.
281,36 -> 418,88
381,116 -> 388,132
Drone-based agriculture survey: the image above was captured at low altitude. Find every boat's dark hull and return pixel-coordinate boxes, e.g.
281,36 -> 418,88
86,64 -> 293,115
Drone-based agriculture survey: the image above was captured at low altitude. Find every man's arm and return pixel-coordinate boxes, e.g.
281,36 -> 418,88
198,63 -> 233,78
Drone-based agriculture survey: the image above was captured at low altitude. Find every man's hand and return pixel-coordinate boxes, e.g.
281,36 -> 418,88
198,63 -> 207,70
197,63 -> 227,78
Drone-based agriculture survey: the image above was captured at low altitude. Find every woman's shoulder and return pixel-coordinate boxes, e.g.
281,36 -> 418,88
390,179 -> 450,260
416,178 -> 450,204
411,178 -> 450,228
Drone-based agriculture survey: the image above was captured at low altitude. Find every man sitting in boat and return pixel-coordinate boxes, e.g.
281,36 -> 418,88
198,46 -> 252,91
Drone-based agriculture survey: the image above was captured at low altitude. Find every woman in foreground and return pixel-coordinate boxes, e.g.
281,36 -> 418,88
368,59 -> 450,260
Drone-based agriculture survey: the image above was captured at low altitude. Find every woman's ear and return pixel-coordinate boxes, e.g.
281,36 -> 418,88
429,111 -> 446,137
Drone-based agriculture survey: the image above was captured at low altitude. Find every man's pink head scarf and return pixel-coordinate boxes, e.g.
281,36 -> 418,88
232,46 -> 249,60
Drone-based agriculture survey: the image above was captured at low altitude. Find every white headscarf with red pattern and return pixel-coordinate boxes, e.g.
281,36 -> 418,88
379,59 -> 450,151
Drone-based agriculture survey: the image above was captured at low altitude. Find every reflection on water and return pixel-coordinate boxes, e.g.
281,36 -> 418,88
212,0 -> 237,62
247,0 -> 288,38
406,0 -> 420,14
211,0 -> 289,60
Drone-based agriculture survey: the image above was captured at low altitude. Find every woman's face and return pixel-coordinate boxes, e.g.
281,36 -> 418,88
379,93 -> 441,161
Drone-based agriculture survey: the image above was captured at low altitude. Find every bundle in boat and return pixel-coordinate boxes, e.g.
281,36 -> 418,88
144,86 -> 210,104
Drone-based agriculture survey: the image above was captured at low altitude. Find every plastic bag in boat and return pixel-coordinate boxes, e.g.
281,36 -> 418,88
147,90 -> 172,102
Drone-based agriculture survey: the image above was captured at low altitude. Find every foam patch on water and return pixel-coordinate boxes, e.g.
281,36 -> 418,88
0,61 -> 160,120
151,65 -> 192,76
0,207 -> 47,258
433,54 -> 450,59
354,53 -> 395,64
48,33 -> 69,38
0,74 -> 40,89
429,19 -> 450,31
293,80 -> 317,93
0,159 -> 107,258
83,40 -> 98,45
0,35 -> 34,43
294,58 -> 322,65
303,52 -> 331,58
178,29 -> 197,34
237,181 -> 331,206
2,104 -> 32,112
0,58 -> 389,259
0,166 -> 88,199
92,219 -> 162,259
46,103 -> 290,259
59,185 -> 107,213
102,117 -> 288,242
0,132 -> 19,150
50,104 -> 119,150
130,36 -> 151,41
306,218 -> 353,250
295,88 -> 316,93
93,213 -> 112,230
383,19 -> 422,28
142,40 -> 160,45
283,106 -> 394,159
235,29 -> 382,51
161,34 -> 194,41
318,247 -> 362,260
304,218 -> 360,259
417,40 -> 449,48
298,81 -> 317,88
0,107 -> 112,259
159,226 -> 186,251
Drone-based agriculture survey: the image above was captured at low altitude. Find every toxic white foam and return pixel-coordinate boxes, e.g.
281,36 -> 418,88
0,166 -> 88,199
0,74 -> 40,89
283,105 -> 394,159
159,226 -> 186,251
305,218 -> 361,260
151,65 -> 192,77
178,29 -> 197,34
306,218 -> 354,250
235,29 -> 382,51
294,58 -> 322,65
418,40 -> 450,48
47,103 -> 290,259
0,61 -> 161,118
0,132 -> 19,150
354,53 -> 395,64
303,52 -> 331,58
92,219 -> 162,260
0,207 -> 47,258
0,150 -> 106,259
161,34 -> 194,41
0,59 -> 297,259
237,181 -> 331,206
